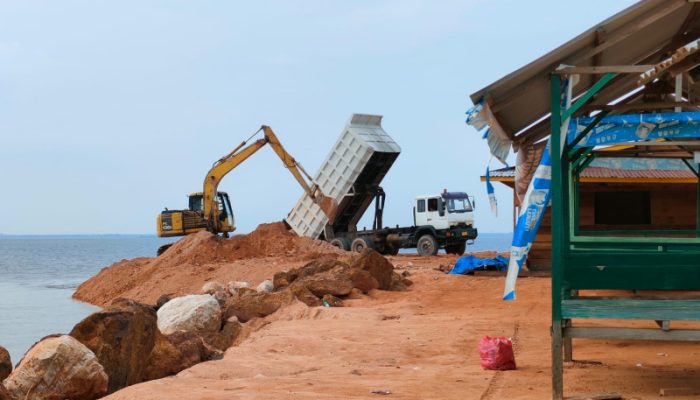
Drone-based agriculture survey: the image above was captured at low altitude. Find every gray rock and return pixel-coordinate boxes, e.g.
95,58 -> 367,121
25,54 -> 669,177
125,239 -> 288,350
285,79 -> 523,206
157,294 -> 222,335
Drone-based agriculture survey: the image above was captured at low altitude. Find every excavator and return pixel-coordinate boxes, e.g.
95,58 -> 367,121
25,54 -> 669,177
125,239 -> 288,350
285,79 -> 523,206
156,125 -> 336,253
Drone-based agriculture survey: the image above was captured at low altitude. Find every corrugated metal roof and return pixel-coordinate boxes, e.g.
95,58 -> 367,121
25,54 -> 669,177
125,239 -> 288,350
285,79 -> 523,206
469,0 -> 700,146
485,166 -> 697,183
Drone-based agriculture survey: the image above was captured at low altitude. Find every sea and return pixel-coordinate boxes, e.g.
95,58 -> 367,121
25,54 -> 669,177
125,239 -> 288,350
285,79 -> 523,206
0,232 -> 510,363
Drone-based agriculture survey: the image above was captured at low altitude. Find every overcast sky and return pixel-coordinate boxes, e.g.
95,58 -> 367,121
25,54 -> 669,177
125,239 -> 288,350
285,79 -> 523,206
0,0 -> 638,234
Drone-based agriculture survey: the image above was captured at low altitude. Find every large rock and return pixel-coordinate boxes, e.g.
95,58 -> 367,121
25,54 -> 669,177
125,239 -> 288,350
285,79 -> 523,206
295,267 -> 354,297
0,383 -> 10,400
349,249 -> 395,290
157,294 -> 222,335
203,317 -> 242,351
144,331 -> 221,381
70,298 -> 158,393
224,290 -> 295,323
4,335 -> 108,400
273,258 -> 347,289
0,346 -> 11,381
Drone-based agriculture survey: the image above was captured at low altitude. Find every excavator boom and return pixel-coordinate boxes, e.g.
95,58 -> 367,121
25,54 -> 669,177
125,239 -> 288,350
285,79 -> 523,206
198,125 -> 336,234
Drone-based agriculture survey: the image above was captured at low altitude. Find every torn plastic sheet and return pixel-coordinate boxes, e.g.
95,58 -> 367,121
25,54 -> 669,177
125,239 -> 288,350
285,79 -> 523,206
466,101 -> 512,164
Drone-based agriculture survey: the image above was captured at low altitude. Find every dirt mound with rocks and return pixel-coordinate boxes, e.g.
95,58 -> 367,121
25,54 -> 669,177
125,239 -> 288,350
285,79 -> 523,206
73,222 -> 345,307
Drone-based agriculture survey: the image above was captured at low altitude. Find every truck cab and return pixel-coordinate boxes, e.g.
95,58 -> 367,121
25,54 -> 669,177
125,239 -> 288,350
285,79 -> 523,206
414,191 -> 475,229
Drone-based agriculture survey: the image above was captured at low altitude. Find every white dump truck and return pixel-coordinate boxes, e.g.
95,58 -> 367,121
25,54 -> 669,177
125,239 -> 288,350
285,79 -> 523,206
286,114 -> 478,256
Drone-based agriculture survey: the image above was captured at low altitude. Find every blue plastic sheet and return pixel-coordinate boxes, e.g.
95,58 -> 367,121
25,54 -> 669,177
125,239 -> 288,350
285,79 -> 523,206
449,255 -> 509,275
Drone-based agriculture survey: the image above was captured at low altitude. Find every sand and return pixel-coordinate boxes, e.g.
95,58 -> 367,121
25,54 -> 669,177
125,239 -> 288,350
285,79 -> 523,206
74,225 -> 700,399
93,256 -> 700,400
73,222 -> 345,307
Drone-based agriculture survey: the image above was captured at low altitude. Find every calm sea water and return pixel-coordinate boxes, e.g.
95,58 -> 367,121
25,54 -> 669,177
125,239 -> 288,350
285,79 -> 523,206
0,235 -> 175,363
0,232 -> 511,363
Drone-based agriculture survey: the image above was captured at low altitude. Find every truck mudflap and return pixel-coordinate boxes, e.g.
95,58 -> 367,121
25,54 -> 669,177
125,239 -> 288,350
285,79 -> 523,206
447,226 -> 478,242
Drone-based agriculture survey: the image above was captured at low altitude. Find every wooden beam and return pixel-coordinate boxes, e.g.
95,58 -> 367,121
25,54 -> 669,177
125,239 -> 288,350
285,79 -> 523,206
564,326 -> 700,341
554,65 -> 653,75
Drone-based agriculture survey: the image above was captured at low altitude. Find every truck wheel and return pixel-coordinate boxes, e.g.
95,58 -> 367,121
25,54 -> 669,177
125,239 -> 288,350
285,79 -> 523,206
416,234 -> 438,256
351,237 -> 374,253
453,242 -> 466,255
329,238 -> 350,251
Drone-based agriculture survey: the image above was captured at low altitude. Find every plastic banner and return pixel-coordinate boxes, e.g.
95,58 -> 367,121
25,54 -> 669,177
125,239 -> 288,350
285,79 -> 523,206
502,76 -> 571,300
503,141 -> 552,300
568,111 -> 700,148
485,164 -> 498,216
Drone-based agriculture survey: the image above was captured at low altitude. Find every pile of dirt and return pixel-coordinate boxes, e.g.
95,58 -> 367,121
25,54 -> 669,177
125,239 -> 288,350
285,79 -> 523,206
73,222 -> 345,307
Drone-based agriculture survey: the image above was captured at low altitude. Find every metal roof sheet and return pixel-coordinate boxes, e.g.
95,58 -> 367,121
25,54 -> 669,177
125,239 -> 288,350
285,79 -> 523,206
469,0 -> 700,146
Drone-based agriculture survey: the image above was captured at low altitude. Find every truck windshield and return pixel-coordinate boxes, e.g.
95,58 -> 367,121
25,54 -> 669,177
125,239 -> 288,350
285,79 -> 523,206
446,198 -> 472,213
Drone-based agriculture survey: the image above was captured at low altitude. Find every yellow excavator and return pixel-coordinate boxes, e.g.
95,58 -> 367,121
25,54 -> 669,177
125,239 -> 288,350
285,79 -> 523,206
156,125 -> 335,248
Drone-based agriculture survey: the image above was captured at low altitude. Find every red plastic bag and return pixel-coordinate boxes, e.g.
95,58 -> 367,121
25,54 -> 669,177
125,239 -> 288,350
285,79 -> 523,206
478,336 -> 516,370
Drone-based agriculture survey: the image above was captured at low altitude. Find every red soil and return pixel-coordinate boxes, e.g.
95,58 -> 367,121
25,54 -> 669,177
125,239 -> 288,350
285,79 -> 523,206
73,222 -> 344,307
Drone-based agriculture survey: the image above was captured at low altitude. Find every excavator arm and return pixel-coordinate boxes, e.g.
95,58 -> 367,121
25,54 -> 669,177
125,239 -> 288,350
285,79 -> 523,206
202,125 -> 336,233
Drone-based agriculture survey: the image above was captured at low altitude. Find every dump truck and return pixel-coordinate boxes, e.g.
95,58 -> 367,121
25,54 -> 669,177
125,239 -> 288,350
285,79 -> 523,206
286,114 -> 478,256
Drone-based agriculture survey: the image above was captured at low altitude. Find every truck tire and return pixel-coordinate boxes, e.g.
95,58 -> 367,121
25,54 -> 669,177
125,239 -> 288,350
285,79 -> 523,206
351,237 -> 374,253
416,234 -> 438,256
329,238 -> 350,251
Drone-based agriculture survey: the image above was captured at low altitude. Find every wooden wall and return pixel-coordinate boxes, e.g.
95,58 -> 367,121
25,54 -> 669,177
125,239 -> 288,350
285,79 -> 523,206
525,182 -> 698,271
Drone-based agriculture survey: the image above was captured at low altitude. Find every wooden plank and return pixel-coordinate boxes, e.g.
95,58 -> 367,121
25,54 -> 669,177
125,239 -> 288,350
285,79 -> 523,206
554,65 -> 653,75
564,327 -> 700,341
561,299 -> 700,320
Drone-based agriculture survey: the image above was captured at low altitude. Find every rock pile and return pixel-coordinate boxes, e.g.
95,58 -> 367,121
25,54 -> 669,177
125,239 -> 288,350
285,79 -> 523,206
1,248 -> 410,399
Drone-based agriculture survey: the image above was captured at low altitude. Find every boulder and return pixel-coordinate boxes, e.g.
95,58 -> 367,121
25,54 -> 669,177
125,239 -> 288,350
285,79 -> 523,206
144,331 -> 221,381
226,281 -> 250,295
348,268 -> 379,293
0,383 -> 10,400
0,346 -> 11,381
4,335 -> 108,400
296,267 -> 354,297
203,317 -> 242,351
202,281 -> 228,304
286,283 -> 322,307
157,294 -> 222,336
224,290 -> 295,322
273,257 -> 347,289
256,279 -> 274,293
70,298 -> 158,393
349,249 -> 395,290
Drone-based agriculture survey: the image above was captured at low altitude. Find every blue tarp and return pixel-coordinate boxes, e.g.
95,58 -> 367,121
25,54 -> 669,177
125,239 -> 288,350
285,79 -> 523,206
449,255 -> 509,275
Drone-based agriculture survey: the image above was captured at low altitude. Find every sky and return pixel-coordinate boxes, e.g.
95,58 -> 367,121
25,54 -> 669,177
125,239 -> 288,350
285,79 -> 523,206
0,0 -> 639,234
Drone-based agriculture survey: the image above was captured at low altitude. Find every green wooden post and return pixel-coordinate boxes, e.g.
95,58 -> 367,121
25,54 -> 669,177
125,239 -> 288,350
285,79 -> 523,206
550,73 -> 564,400
697,165 -> 700,238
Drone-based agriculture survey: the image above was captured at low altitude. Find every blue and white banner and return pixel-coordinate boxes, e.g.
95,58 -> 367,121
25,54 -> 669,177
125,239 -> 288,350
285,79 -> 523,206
503,141 -> 552,300
503,75 -> 572,300
485,164 -> 498,217
568,111 -> 700,148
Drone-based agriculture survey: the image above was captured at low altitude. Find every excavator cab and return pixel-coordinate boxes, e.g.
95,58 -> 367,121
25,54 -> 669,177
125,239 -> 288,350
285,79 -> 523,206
188,192 -> 235,226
